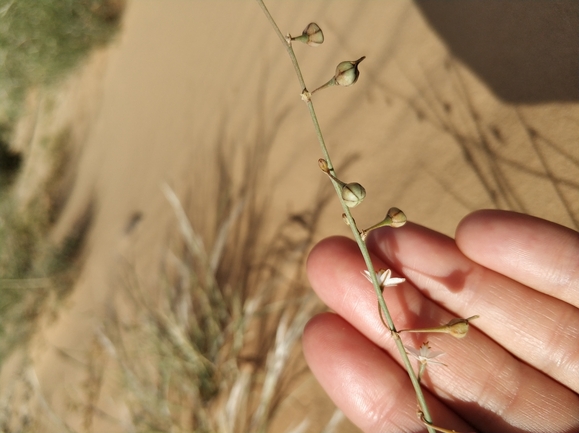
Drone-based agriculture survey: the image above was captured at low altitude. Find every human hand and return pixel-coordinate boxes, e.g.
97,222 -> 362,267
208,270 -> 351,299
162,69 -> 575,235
303,209 -> 579,432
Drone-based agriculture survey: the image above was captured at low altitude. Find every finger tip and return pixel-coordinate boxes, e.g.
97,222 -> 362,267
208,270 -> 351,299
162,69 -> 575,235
307,236 -> 351,268
457,209 -> 528,235
457,209 -> 498,234
306,236 -> 361,289
303,312 -> 439,433
303,312 -> 333,343
455,209 -> 513,252
302,312 -> 338,361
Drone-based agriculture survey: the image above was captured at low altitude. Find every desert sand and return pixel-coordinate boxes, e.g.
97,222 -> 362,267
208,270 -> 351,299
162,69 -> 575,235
2,1 -> 578,432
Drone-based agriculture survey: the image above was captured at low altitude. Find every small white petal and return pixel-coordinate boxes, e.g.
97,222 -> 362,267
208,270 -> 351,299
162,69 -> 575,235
362,270 -> 373,283
405,343 -> 446,366
385,276 -> 406,286
405,345 -> 421,358
362,269 -> 405,288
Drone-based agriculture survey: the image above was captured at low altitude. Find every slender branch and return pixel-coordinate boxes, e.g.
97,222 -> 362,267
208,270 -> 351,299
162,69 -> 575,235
255,0 -> 307,92
255,1 -> 435,431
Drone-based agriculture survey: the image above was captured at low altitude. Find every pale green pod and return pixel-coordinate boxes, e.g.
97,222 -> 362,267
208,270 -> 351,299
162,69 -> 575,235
302,22 -> 324,46
334,56 -> 365,87
292,22 -> 324,46
341,182 -> 366,207
386,207 -> 407,228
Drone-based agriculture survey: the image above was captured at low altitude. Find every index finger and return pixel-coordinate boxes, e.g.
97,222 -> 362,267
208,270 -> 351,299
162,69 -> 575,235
455,210 -> 579,309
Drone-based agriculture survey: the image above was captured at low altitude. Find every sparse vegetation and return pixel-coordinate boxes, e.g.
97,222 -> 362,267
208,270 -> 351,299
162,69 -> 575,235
0,0 -> 121,375
0,0 -> 123,128
0,130 -> 94,367
88,131 -> 336,431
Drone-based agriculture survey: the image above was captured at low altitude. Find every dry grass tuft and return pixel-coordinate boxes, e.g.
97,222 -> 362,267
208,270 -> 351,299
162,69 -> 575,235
95,180 -> 328,432
79,115 -> 340,432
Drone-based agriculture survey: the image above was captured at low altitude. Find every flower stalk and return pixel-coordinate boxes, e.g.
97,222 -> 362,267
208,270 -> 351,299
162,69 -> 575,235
255,1 -> 446,431
400,316 -> 480,339
405,341 -> 446,382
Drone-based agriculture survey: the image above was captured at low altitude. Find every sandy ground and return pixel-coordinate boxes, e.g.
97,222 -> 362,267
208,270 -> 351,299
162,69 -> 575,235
2,1 -> 578,432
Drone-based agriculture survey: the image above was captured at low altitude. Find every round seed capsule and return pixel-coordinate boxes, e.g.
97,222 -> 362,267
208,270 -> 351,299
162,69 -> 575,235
341,182 -> 366,207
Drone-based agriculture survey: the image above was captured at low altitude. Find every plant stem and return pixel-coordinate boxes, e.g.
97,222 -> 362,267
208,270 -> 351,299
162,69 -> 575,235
255,1 -> 436,431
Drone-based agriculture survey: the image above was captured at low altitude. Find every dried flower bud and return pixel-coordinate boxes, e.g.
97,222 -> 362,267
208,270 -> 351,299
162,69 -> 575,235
386,207 -> 407,228
291,22 -> 324,46
342,213 -> 350,225
311,56 -> 366,95
318,158 -> 329,173
446,315 -> 480,339
360,207 -> 407,241
319,165 -> 365,208
334,56 -> 365,87
341,182 -> 366,208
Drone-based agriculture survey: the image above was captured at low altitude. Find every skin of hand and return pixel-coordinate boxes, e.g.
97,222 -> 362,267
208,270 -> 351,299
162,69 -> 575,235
303,209 -> 579,433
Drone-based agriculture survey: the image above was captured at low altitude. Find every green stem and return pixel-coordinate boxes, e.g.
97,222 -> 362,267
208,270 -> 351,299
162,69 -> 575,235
255,1 -> 435,432
255,0 -> 307,92
254,0 -> 333,168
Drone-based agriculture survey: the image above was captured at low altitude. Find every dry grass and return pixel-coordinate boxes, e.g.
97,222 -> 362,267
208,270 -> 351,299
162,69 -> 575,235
0,128 -> 93,368
90,175 -> 335,431
0,127 -> 341,432
0,0 -> 122,385
49,100 -> 341,431
0,124 -> 93,431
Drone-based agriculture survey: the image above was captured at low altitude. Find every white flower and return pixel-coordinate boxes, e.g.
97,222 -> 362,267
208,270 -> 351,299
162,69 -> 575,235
362,268 -> 405,288
405,341 -> 446,366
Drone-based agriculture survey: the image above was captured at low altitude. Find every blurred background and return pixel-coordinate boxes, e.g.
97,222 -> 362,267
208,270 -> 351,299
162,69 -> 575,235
0,1 -> 577,432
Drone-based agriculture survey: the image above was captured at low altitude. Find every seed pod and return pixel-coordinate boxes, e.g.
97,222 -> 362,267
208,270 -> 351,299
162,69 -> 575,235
334,56 -> 366,87
311,56 -> 366,95
447,315 -> 480,339
386,207 -> 407,228
360,207 -> 407,241
341,182 -> 366,207
292,22 -> 324,46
